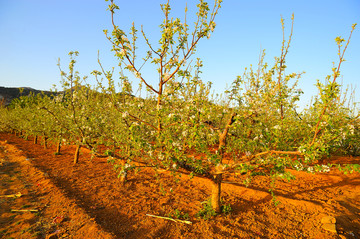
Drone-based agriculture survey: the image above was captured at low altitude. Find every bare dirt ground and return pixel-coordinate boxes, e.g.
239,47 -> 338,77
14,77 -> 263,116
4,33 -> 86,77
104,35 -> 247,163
0,132 -> 359,238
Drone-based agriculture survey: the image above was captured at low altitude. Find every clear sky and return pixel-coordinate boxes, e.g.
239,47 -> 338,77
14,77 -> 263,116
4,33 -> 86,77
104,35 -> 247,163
0,0 -> 359,109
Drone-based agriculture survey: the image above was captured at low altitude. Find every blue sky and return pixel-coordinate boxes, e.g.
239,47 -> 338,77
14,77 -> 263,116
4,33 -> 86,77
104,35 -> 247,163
0,0 -> 359,108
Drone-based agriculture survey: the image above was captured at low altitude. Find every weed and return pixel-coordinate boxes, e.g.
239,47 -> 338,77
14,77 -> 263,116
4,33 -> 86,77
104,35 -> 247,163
104,149 -> 114,156
35,211 -> 42,217
0,228 -> 8,236
196,198 -> 232,219
221,203 -> 232,215
269,189 -> 281,206
196,199 -> 217,220
166,209 -> 189,220
32,231 -> 42,237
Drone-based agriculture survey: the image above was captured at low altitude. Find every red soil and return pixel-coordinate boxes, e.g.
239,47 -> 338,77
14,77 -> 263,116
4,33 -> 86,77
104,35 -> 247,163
0,132 -> 359,238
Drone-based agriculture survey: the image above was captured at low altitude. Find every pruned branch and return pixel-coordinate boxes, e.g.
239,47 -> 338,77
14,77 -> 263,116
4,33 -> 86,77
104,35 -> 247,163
146,214 -> 192,225
0,192 -> 22,198
11,209 -> 39,213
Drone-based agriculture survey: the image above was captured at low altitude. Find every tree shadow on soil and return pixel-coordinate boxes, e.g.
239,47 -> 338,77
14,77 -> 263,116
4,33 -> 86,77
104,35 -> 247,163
32,164 -> 149,238
335,201 -> 360,238
224,176 -> 360,209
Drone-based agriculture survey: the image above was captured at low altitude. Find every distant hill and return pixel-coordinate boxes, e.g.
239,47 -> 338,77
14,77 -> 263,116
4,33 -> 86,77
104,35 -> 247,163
0,86 -> 138,107
0,86 -> 53,106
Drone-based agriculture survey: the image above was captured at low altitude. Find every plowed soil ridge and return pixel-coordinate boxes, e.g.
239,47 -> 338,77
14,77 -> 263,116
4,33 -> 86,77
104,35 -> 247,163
1,133 -> 360,238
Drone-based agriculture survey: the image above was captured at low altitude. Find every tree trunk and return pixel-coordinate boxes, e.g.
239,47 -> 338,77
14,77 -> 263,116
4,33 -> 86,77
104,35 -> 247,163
74,145 -> 81,164
56,140 -> 61,154
211,112 -> 235,213
218,112 -> 236,155
211,173 -> 222,213
34,135 -> 38,144
43,137 -> 48,149
119,173 -> 127,185
157,82 -> 163,135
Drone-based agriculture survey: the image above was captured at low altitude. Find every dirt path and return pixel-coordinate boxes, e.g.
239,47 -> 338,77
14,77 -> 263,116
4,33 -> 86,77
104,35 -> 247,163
1,132 -> 360,238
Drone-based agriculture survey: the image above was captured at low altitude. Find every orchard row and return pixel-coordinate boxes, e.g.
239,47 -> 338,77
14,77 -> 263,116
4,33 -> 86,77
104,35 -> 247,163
0,0 -> 359,213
